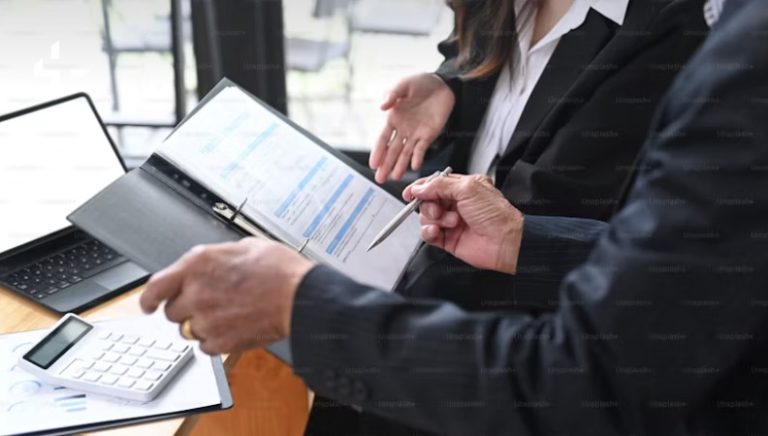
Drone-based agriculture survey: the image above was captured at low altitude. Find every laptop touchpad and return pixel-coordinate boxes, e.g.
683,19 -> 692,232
94,262 -> 147,289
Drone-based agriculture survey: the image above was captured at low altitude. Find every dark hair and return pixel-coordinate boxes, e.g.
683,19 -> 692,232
447,0 -> 536,79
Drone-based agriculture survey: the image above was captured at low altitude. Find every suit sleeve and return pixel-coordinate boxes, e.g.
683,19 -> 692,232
434,37 -> 462,102
290,4 -> 768,434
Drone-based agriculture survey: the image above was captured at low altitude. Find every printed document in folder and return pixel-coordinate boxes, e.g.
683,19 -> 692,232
157,86 -> 420,290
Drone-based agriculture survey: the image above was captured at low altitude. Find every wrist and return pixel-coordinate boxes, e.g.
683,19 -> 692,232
497,210 -> 525,275
281,259 -> 316,337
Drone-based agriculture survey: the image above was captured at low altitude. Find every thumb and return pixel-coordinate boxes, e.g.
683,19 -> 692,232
380,80 -> 410,110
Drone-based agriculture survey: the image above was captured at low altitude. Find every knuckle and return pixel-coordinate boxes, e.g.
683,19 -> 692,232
200,341 -> 218,355
186,245 -> 209,263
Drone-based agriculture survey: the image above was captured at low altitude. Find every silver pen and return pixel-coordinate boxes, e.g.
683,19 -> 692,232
367,166 -> 453,252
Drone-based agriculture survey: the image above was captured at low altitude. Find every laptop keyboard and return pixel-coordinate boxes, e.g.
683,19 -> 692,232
1,240 -> 124,300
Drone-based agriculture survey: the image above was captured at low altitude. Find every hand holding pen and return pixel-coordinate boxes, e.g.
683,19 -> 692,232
367,166 -> 453,251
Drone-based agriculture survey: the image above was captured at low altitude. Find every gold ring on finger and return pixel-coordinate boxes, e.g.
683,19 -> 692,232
180,319 -> 199,341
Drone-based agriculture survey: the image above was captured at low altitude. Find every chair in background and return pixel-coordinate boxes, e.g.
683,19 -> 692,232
285,0 -> 354,101
349,0 -> 443,36
99,0 -> 187,129
285,0 -> 355,133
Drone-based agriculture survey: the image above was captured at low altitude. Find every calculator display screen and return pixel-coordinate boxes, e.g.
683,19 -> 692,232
24,317 -> 92,369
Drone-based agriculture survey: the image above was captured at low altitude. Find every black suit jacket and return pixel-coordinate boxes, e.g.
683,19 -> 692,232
295,1 -> 768,435
401,0 -> 709,313
433,0 -> 707,220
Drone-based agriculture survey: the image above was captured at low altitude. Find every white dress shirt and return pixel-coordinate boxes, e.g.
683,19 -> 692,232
704,0 -> 727,26
467,0 -> 630,176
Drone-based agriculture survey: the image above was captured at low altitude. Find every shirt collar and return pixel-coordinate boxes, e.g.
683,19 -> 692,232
591,0 -> 630,26
528,0 -> 629,51
704,0 -> 728,27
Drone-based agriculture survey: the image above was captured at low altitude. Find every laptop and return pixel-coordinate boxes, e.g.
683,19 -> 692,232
0,93 -> 149,314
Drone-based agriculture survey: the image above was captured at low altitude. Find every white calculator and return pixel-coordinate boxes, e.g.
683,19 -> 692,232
18,313 -> 194,402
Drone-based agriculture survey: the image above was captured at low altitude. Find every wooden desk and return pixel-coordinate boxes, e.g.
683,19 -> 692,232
0,284 -> 310,436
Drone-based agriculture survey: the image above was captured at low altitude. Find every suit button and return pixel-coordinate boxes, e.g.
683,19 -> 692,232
337,376 -> 351,397
352,380 -> 368,402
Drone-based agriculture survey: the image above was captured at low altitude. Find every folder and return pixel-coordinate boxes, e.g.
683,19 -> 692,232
67,79 -> 422,364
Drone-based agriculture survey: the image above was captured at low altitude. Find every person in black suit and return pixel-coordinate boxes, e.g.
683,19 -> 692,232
311,1 -> 710,433
140,0 -> 768,434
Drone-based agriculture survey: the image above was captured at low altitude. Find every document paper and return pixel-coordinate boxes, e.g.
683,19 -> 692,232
0,314 -> 221,436
157,86 -> 421,290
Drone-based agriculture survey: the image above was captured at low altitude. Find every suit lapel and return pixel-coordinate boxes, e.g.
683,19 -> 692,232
498,9 -> 616,171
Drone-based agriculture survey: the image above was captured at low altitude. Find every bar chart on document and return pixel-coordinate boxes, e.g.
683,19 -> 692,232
158,86 -> 421,290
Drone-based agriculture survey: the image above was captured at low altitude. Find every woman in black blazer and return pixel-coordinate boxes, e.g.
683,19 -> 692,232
374,0 -> 708,221
367,0 -> 711,310
308,0 -> 709,434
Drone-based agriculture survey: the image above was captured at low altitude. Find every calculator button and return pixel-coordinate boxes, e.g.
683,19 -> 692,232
110,365 -> 129,376
100,375 -> 118,385
153,362 -> 172,371
144,371 -> 163,382
109,333 -> 124,342
146,350 -> 179,362
98,332 -> 112,340
170,344 -> 188,353
101,342 -> 114,351
153,341 -> 172,350
127,368 -> 145,379
102,352 -> 121,363
112,344 -> 130,354
67,368 -> 86,379
136,358 -> 154,369
91,352 -> 105,360
133,380 -> 153,391
128,347 -> 146,357
138,338 -> 156,348
92,362 -> 111,372
83,372 -> 102,382
68,359 -> 91,371
117,378 -> 135,389
121,335 -> 140,345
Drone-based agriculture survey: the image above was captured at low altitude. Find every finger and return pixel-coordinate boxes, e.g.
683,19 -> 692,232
380,79 -> 410,110
370,123 -> 395,169
421,224 -> 444,248
420,201 -> 445,220
402,175 -> 434,201
410,175 -> 468,202
380,91 -> 399,111
164,294 -> 195,324
199,339 -> 223,356
439,211 -> 461,228
376,132 -> 405,183
391,137 -> 416,180
140,263 -> 187,314
411,138 -> 429,170
419,210 -> 458,228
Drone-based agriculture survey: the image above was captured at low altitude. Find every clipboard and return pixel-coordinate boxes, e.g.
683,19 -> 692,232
66,78 -> 422,365
0,320 -> 233,436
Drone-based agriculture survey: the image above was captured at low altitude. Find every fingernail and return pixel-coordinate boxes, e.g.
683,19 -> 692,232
412,186 -> 424,194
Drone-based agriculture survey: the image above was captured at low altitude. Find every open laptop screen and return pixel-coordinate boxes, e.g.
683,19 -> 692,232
0,95 -> 125,254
